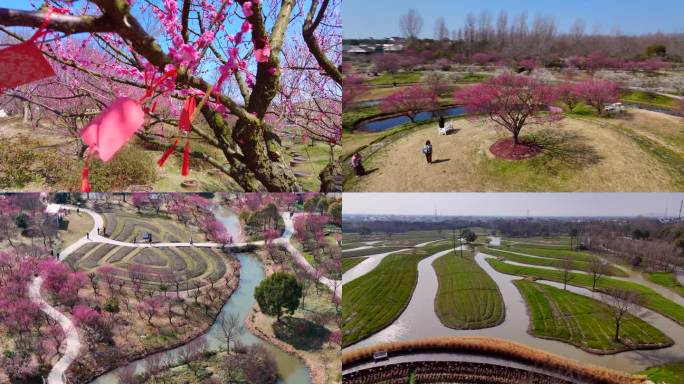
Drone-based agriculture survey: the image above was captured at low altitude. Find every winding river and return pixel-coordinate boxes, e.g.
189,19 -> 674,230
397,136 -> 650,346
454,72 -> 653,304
344,248 -> 684,373
359,106 -> 465,132
89,210 -> 310,384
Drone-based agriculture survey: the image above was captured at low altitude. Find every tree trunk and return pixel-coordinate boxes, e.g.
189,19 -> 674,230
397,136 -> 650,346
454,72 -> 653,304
513,129 -> 520,144
22,101 -> 30,124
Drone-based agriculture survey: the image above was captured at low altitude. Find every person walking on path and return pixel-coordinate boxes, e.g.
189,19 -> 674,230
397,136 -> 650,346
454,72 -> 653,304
422,140 -> 433,163
86,232 -> 89,240
352,153 -> 366,176
439,116 -> 445,129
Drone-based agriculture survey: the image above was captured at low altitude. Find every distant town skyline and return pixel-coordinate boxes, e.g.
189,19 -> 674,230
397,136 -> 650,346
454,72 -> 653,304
344,0 -> 684,39
343,193 -> 684,217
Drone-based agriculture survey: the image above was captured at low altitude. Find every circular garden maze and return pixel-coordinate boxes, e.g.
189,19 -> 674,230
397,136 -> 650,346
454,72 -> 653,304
63,213 -> 233,291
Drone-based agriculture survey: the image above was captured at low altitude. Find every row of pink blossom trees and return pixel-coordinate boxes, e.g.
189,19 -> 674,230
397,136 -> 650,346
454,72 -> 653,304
131,192 -> 233,243
375,74 -> 620,148
371,49 -> 671,74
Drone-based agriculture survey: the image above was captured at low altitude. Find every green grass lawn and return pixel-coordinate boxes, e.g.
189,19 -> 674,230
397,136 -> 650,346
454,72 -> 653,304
621,90 -> 680,108
483,247 -> 627,277
487,259 -> 684,326
342,257 -> 367,273
366,72 -> 423,86
645,272 -> 684,298
342,242 -> 454,346
494,245 -> 598,263
515,280 -> 671,353
433,251 -> 504,329
641,361 -> 684,383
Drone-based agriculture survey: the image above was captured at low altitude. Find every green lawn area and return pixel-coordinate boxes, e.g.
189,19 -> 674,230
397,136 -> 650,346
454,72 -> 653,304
487,259 -> 684,326
483,247 -> 627,277
515,280 -> 671,353
342,257 -> 367,273
621,90 -> 680,108
645,272 -> 684,298
494,244 -> 598,263
433,251 -> 504,329
342,242 -> 454,346
366,72 -> 423,86
641,361 -> 684,384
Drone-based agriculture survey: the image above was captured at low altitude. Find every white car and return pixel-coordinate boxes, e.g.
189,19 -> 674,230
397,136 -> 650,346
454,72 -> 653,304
604,102 -> 625,113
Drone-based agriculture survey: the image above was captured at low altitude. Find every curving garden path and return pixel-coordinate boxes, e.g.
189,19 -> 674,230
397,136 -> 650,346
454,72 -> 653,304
345,247 -> 684,373
28,276 -> 82,384
342,239 -> 442,284
39,204 -> 339,383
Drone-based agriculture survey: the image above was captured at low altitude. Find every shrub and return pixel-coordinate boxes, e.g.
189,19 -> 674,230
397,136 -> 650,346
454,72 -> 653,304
65,146 -> 156,191
0,135 -> 40,188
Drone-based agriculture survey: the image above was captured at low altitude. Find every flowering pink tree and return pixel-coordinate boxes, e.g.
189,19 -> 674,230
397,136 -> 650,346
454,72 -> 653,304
38,259 -> 86,308
454,74 -> 561,144
556,83 -> 583,111
575,80 -> 620,115
518,58 -> 537,73
136,295 -> 166,326
380,86 -> 438,122
372,53 -> 401,73
342,74 -> 369,112
472,52 -> 495,66
0,0 -> 341,191
204,218 -> 231,244
131,192 -> 151,212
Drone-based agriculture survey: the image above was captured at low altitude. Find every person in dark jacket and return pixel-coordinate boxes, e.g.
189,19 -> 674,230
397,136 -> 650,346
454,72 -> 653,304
422,140 -> 433,163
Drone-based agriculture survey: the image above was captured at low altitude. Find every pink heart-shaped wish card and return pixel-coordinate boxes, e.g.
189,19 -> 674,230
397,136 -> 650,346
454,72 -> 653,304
80,97 -> 145,162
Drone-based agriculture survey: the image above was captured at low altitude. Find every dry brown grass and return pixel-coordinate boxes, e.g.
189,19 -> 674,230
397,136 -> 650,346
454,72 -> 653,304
342,337 -> 647,384
347,115 -> 678,192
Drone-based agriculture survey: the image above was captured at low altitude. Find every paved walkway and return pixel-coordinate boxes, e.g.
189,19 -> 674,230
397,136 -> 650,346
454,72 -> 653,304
28,277 -> 81,384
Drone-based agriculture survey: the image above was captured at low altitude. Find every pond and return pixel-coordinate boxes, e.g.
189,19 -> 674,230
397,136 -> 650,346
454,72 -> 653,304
358,106 -> 466,132
89,209 -> 310,384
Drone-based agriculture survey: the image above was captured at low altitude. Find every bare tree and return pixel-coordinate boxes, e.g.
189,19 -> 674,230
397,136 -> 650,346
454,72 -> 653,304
219,313 -> 244,353
602,288 -> 644,341
434,17 -> 449,41
560,257 -> 575,290
495,11 -> 508,48
589,259 -> 608,291
400,9 -> 423,40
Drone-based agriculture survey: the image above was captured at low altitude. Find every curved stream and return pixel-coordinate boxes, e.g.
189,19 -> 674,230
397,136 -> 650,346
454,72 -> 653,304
89,210 -> 310,384
344,250 -> 684,373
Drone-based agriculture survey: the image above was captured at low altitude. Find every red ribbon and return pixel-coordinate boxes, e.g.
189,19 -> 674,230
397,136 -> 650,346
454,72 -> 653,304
139,67 -> 178,105
157,96 -> 195,175
81,147 -> 94,192
29,6 -> 68,48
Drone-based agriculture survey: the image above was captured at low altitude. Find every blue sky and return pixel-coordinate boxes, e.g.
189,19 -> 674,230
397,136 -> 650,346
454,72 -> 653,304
344,0 -> 684,38
343,193 -> 684,217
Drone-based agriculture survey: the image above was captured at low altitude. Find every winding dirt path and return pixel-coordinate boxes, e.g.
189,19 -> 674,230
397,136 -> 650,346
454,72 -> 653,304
28,277 -> 81,384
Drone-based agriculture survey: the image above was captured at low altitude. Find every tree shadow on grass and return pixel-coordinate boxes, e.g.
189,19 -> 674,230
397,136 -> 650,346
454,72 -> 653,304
273,316 -> 330,351
528,129 -> 603,170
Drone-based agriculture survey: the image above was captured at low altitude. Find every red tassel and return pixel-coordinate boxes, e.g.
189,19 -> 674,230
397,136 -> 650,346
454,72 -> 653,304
157,138 -> 179,167
182,138 -> 190,176
81,149 -> 93,192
